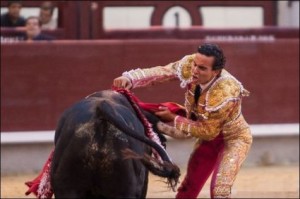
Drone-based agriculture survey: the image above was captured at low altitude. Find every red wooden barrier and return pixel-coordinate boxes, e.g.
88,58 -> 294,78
1,39 -> 299,131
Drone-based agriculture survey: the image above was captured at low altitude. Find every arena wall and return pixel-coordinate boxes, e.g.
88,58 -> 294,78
1,39 -> 299,131
1,39 -> 299,173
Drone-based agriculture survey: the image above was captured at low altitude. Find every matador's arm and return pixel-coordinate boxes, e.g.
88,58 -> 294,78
122,54 -> 196,89
174,100 -> 238,141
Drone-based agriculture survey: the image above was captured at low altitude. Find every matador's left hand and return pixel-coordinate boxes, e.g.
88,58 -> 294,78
155,106 -> 177,123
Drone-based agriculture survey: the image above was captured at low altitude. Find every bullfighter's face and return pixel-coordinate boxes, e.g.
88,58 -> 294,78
191,52 -> 220,85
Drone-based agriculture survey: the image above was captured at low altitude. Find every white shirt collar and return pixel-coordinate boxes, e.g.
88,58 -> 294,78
199,76 -> 217,91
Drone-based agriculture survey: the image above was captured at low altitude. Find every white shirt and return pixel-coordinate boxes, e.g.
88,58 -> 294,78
199,76 -> 217,91
41,18 -> 57,30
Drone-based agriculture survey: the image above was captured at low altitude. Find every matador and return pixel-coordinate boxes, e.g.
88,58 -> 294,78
113,43 -> 253,198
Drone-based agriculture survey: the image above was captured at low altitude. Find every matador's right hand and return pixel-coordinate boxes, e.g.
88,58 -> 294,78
113,76 -> 133,90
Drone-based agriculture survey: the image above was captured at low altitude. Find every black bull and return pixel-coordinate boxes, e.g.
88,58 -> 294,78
50,90 -> 180,198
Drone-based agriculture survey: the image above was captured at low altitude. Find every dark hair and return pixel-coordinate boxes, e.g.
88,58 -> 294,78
7,0 -> 22,7
197,43 -> 226,70
40,1 -> 55,15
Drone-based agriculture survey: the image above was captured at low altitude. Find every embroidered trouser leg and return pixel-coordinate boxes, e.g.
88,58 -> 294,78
176,133 -> 224,199
210,134 -> 252,198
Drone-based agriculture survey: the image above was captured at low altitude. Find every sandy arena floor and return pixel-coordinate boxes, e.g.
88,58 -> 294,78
1,165 -> 299,198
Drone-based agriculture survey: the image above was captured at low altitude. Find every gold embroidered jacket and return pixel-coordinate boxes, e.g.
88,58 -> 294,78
122,54 -> 251,141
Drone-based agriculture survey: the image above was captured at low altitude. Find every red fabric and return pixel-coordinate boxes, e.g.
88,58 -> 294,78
210,139 -> 226,199
176,132 -> 224,199
138,101 -> 186,117
25,150 -> 54,198
115,87 -> 186,116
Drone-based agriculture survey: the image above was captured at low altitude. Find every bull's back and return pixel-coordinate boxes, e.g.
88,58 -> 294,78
50,90 -> 149,198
